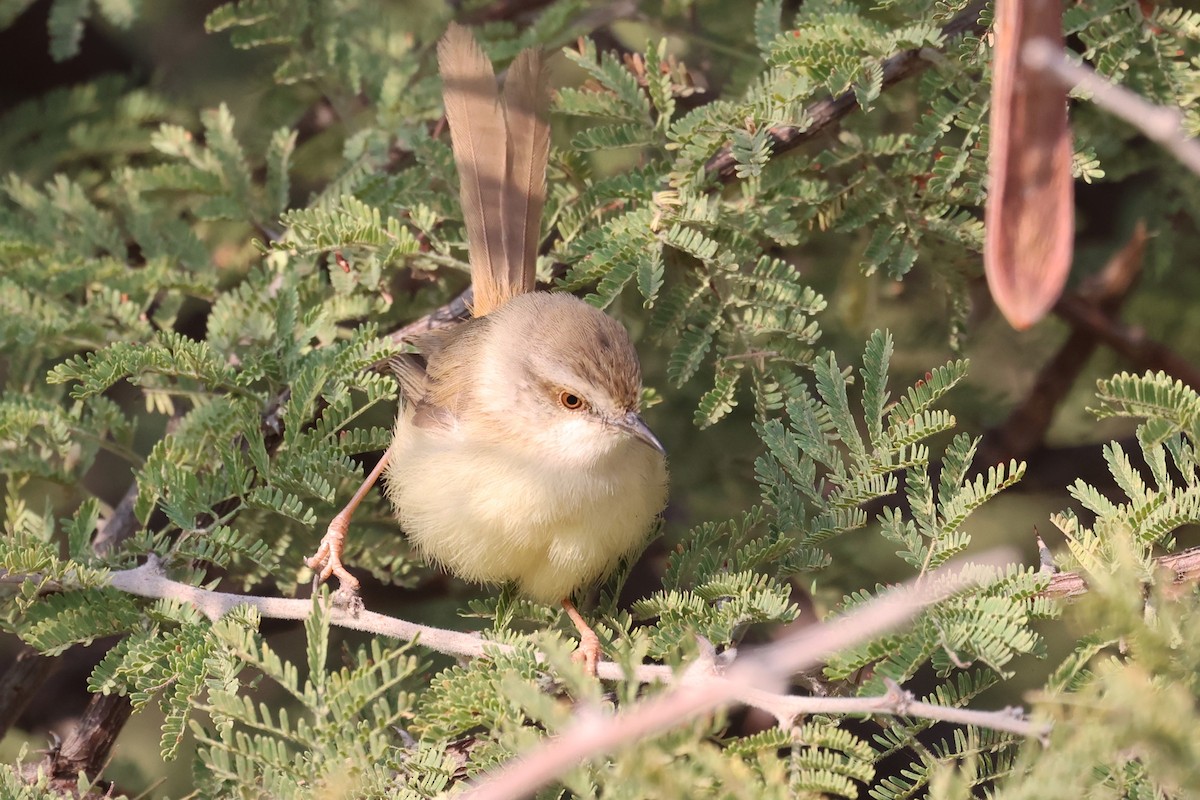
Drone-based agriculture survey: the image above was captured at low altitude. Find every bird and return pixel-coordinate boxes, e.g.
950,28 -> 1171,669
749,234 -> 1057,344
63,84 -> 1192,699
307,23 -> 669,673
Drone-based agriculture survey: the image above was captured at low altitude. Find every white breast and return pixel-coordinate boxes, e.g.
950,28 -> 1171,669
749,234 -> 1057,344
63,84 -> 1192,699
383,412 -> 668,603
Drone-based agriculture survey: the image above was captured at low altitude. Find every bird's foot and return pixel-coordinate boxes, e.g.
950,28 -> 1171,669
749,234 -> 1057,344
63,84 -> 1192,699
570,628 -> 602,677
562,597 -> 603,677
306,511 -> 362,609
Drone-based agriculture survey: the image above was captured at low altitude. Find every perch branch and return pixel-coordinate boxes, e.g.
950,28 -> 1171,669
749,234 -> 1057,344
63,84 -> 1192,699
15,552 -> 1041,744
107,557 -> 528,670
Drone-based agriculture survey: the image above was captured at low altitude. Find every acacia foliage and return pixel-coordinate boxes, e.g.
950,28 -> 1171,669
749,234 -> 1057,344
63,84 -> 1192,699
3,0 -> 1200,797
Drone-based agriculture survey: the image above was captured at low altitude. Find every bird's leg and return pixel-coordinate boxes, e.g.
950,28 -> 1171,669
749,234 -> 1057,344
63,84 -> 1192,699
562,597 -> 603,676
306,447 -> 393,599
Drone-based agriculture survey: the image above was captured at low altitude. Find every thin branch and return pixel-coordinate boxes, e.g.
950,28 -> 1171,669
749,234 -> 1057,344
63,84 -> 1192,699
733,676 -> 1040,738
1041,542 -> 1200,600
1024,38 -> 1200,176
39,533 -> 1200,623
1054,291 -> 1200,391
461,550 -> 1035,800
91,482 -> 141,558
703,1 -> 988,181
457,0 -> 557,24
388,287 -> 473,343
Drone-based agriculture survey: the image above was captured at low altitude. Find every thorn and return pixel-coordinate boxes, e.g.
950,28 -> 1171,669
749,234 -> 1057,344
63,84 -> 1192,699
1036,528 -> 1057,574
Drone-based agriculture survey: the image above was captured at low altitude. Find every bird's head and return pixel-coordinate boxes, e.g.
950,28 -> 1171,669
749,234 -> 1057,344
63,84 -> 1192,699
474,292 -> 665,467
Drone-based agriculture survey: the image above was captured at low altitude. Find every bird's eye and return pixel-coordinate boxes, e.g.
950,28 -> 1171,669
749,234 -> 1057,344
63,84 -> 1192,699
558,391 -> 585,410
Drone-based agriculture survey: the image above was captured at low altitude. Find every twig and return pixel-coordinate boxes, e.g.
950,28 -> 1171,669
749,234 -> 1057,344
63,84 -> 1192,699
1041,542 -> 1200,600
703,1 -> 988,181
388,287 -> 474,343
1054,292 -> 1200,391
1024,38 -> 1200,176
461,550 -> 1037,800
458,0 -> 557,24
733,676 -> 1040,738
91,482 -> 142,558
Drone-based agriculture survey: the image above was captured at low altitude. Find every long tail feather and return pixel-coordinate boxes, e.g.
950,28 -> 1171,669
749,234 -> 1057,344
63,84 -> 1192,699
501,48 -> 550,303
438,24 -> 509,316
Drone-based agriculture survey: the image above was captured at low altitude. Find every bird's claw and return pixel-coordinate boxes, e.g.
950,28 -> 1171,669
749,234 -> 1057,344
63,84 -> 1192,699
570,629 -> 602,677
306,512 -> 362,599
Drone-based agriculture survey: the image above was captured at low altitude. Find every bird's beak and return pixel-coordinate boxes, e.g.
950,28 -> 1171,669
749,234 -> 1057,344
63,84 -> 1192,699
618,412 -> 666,455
